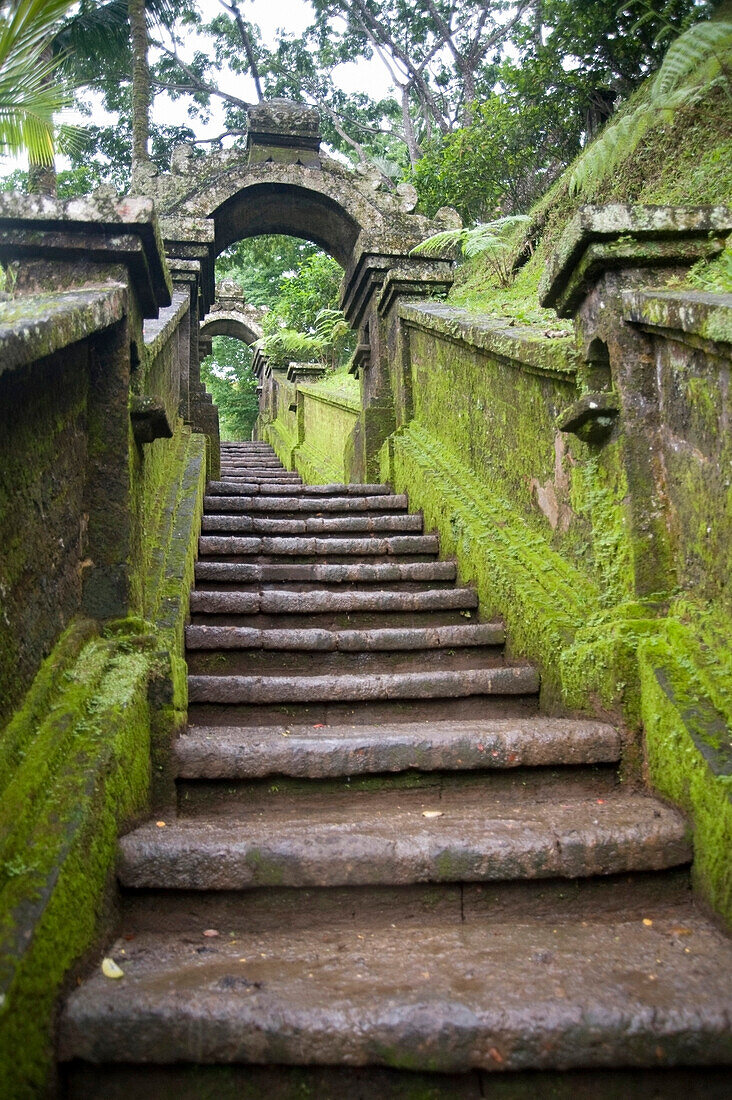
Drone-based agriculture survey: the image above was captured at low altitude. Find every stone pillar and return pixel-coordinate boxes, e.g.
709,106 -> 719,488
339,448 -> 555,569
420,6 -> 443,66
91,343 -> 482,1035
540,204 -> 732,599
341,245 -> 453,482
0,192 -> 173,620
160,216 -> 220,478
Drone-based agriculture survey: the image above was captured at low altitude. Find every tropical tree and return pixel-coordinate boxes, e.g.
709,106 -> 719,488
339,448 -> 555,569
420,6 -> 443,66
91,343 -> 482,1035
0,0 -> 76,166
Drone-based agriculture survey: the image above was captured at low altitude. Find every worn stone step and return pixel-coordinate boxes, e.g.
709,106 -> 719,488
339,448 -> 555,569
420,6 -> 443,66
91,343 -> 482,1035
201,514 -> 424,535
58,900 -> 732,1073
179,766 -> 619,818
185,621 -> 504,652
186,646 -> 514,679
194,561 -> 456,584
187,664 -> 538,704
116,784 -> 690,889
204,494 -> 409,514
217,472 -> 302,481
198,534 -> 439,557
208,482 -> 392,497
189,587 -> 479,616
187,693 -> 539,731
175,717 -> 620,779
118,867 -> 695,935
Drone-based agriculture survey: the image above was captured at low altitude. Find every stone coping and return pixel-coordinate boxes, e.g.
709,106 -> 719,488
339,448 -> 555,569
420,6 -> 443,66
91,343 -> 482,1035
622,287 -> 732,348
0,285 -> 127,376
143,289 -> 190,357
297,382 -> 361,413
539,204 -> 732,316
0,192 -> 172,314
399,301 -> 579,380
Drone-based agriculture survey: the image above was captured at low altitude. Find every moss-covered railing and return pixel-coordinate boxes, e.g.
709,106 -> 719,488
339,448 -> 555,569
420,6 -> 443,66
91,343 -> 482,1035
0,195 -> 213,1097
258,356 -> 361,484
258,205 -> 732,928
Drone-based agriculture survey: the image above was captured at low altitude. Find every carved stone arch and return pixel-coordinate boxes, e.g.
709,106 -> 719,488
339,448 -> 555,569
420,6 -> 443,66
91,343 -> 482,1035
200,312 -> 262,345
151,100 -> 461,480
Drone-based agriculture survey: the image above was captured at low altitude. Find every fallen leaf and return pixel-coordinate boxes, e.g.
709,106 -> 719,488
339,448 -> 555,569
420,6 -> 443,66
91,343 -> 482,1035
203,929 -> 220,938
101,957 -> 124,980
672,926 -> 692,936
642,918 -> 653,927
156,821 -> 166,828
422,810 -> 443,819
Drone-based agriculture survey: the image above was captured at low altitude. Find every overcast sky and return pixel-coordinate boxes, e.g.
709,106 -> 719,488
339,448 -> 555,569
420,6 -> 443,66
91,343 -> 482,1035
0,0 -> 393,175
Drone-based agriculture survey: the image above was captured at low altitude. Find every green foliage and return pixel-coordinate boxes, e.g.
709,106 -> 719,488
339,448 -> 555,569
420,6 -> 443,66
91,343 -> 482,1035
687,248 -> 732,293
412,215 -> 530,288
569,18 -> 732,196
0,0 -> 77,163
217,236 -> 321,309
413,92 -> 580,221
255,250 -> 355,369
261,251 -> 343,335
201,337 -> 258,442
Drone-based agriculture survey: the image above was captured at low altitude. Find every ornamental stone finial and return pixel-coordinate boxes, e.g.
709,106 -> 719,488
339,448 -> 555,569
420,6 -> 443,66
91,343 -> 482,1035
246,99 -> 321,167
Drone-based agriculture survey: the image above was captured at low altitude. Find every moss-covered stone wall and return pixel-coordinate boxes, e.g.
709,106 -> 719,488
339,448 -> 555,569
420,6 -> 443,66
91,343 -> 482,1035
262,367 -> 360,485
375,296 -> 731,925
0,345 -> 90,729
0,426 -> 206,1098
0,269 -> 208,1095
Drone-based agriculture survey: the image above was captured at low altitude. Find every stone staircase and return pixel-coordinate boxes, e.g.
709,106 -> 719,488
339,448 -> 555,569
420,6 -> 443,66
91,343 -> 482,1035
60,442 -> 732,1096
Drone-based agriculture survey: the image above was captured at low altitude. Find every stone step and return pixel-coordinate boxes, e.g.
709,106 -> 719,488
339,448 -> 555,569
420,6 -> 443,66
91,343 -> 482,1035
185,621 -> 505,651
200,514 -> 424,535
187,693 -> 539,731
58,903 -> 732,1073
217,472 -> 302,482
208,482 -> 392,497
187,664 -> 539,704
174,717 -> 621,779
203,494 -> 409,514
185,646 -> 516,679
194,561 -> 456,584
198,534 -> 439,557
188,587 -> 479,616
116,785 -> 690,889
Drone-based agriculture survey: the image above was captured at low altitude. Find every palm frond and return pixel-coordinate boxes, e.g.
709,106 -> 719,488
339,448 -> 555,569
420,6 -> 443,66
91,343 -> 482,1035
0,0 -> 77,161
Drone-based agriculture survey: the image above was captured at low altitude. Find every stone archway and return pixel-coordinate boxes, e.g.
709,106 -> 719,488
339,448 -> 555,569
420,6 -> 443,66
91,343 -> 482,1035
148,99 -> 459,479
199,280 -> 265,351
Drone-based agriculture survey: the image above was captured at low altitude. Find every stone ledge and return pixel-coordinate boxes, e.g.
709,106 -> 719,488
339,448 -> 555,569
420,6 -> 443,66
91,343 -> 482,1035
0,285 -> 127,375
399,301 -> 579,380
0,193 -> 172,315
622,288 -> 732,349
539,204 -> 732,316
143,289 -> 190,357
298,382 -> 362,413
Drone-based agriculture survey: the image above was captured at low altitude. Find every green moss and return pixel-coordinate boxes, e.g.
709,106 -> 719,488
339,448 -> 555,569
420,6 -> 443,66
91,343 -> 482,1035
639,630 -> 732,925
382,424 -> 599,708
0,418 -> 206,1095
0,632 -> 154,1098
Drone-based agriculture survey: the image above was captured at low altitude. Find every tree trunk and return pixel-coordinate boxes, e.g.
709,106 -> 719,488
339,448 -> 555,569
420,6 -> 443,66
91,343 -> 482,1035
129,0 -> 150,184
401,85 -> 421,168
27,45 -> 57,196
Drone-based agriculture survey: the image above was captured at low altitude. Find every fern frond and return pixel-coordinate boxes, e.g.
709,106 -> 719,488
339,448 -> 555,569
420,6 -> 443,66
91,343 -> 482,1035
655,21 -> 732,98
411,215 -> 530,261
410,227 -> 467,259
313,307 -> 347,341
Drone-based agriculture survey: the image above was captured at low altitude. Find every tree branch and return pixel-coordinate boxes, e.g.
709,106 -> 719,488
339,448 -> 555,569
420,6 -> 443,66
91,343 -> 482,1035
152,41 -> 252,109
219,0 -> 264,101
